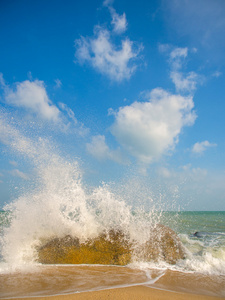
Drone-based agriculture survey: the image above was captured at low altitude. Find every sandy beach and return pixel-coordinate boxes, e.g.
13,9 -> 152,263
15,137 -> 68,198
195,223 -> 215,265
1,265 -> 225,299
4,286 -> 224,300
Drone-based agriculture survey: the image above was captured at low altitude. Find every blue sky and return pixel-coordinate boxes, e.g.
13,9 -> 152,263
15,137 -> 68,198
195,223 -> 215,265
0,0 -> 225,210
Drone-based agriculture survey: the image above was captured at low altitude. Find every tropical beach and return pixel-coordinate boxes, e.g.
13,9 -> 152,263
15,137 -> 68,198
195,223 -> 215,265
1,1 -> 225,299
1,263 -> 225,299
1,266 -> 225,299
1,208 -> 225,298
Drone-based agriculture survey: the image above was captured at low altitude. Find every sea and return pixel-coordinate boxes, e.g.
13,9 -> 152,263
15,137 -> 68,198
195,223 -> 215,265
1,182 -> 225,298
0,118 -> 225,298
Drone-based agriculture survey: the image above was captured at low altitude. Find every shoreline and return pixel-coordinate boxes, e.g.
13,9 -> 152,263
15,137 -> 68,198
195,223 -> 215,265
2,285 -> 224,300
1,265 -> 225,299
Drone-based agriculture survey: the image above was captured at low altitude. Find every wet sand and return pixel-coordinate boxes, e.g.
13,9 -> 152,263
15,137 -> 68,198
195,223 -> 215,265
3,286 -> 224,300
1,265 -> 225,299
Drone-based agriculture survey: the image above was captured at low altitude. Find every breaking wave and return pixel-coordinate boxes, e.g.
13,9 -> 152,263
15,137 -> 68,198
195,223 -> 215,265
0,114 -> 225,278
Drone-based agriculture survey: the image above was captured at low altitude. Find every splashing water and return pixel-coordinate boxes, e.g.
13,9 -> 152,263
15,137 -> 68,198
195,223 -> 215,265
0,113 -> 225,282
0,116 -> 161,269
1,156 -> 164,270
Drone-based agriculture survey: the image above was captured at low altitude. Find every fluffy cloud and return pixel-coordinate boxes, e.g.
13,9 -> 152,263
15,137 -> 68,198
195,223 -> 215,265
75,2 -> 141,82
86,135 -> 128,164
103,0 -> 114,6
4,80 -> 60,121
170,71 -> 199,93
168,47 -> 200,93
110,88 -> 196,163
169,47 -> 188,70
170,47 -> 188,59
0,75 -> 88,135
75,27 -> 141,82
109,7 -> 127,34
192,140 -> 217,154
103,0 -> 127,34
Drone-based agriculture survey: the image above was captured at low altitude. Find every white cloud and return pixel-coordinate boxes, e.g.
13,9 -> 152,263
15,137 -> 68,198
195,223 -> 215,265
75,1 -> 142,81
158,45 -> 188,70
9,169 -> 29,180
86,135 -> 128,164
192,140 -> 217,154
170,47 -> 188,58
170,47 -> 188,68
170,71 -> 199,93
5,80 -> 60,122
162,46 -> 201,93
103,0 -> 114,7
110,88 -> 196,163
103,0 -> 127,34
109,7 -> 127,34
75,27 -> 142,82
86,135 -> 109,159
1,75 -> 89,135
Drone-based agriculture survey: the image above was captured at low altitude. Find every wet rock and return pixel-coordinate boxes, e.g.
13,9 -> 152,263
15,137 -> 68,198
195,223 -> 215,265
37,225 -> 185,265
135,224 -> 186,264
38,235 -> 80,264
37,230 -> 131,265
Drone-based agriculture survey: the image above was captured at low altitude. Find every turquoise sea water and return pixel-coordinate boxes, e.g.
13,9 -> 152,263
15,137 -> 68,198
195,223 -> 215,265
162,211 -> 225,234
